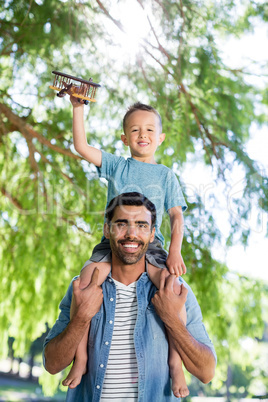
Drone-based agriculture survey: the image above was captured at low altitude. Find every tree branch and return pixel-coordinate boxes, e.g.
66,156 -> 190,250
0,102 -> 82,161
96,0 -> 125,32
1,186 -> 24,210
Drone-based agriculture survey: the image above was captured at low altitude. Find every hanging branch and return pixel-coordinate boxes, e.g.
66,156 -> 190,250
177,0 -> 186,79
137,0 -> 171,61
96,0 -> 125,32
0,103 -> 82,161
1,186 -> 24,210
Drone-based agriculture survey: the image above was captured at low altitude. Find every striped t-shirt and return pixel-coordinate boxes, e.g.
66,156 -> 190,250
101,279 -> 138,401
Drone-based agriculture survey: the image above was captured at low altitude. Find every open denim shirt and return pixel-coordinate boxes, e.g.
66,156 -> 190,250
44,272 -> 216,402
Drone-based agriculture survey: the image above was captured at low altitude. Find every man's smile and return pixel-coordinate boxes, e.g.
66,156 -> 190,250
119,240 -> 143,253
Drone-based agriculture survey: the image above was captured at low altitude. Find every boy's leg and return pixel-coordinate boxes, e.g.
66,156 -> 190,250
62,295 -> 89,388
147,263 -> 169,288
80,261 -> 111,289
62,241 -> 112,388
80,239 -> 112,289
62,260 -> 111,388
147,262 -> 189,398
168,304 -> 189,398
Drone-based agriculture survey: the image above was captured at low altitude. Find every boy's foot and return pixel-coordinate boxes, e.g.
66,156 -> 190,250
62,361 -> 87,389
170,365 -> 189,398
173,382 -> 189,398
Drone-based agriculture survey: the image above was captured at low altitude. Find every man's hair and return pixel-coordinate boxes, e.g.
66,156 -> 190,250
122,102 -> 162,133
105,192 -> 156,227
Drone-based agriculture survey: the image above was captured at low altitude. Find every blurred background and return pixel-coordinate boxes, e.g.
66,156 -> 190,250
0,0 -> 267,400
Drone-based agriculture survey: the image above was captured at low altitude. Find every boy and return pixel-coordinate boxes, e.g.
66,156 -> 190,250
63,99 -> 188,398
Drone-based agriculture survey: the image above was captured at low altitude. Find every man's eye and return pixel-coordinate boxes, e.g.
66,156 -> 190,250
138,224 -> 148,229
117,223 -> 126,227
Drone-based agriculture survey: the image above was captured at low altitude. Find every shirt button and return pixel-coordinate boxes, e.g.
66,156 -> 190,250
100,364 -> 104,368
105,341 -> 109,345
110,298 -> 114,302
109,320 -> 113,324
109,278 -> 112,282
96,385 -> 100,389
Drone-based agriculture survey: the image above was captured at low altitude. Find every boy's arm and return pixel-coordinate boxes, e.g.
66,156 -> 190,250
71,96 -> 102,167
166,206 -> 186,276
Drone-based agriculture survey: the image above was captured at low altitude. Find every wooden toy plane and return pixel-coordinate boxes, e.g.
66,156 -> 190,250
49,71 -> 101,104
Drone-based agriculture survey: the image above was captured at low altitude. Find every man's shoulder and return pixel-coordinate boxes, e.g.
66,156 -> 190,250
179,277 -> 199,306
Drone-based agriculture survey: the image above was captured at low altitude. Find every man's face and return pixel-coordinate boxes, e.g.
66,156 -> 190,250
104,205 -> 155,265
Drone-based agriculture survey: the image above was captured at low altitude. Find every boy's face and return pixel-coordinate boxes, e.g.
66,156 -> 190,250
121,110 -> 165,161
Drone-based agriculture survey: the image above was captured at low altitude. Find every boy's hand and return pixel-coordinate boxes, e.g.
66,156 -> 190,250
166,249 -> 186,277
70,94 -> 83,108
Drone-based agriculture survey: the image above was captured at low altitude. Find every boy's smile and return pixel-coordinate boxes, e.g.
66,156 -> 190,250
121,110 -> 165,164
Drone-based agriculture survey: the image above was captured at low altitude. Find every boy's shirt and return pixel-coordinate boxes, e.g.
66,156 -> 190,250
97,151 -> 187,246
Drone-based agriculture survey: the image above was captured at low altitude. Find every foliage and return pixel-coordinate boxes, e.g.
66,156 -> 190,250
0,0 -> 267,396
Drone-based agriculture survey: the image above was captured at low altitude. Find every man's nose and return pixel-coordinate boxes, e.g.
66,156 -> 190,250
125,224 -> 137,238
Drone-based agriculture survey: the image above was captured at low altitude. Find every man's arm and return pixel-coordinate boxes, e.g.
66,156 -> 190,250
166,206 -> 186,276
44,269 -> 103,374
71,96 -> 102,167
152,271 -> 216,384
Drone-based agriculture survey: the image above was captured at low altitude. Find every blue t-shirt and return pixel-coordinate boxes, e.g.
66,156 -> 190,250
97,151 -> 187,246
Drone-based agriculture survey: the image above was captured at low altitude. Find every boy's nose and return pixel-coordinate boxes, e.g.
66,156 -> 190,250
139,130 -> 147,138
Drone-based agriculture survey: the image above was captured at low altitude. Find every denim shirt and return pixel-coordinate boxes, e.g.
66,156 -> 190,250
44,273 -> 216,402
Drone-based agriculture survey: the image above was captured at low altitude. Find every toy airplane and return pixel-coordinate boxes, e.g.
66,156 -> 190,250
49,71 -> 101,104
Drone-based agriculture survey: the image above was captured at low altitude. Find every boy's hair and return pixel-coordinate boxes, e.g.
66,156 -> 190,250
105,192 -> 156,228
123,102 -> 162,133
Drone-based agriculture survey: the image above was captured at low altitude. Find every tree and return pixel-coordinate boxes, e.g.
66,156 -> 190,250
0,0 -> 267,395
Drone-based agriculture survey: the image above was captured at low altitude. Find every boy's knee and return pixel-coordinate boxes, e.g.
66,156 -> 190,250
79,264 -> 95,289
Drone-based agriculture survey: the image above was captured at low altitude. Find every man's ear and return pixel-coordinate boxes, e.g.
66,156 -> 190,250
104,222 -> 110,239
150,227 -> 156,243
159,133 -> 165,145
121,134 -> 129,146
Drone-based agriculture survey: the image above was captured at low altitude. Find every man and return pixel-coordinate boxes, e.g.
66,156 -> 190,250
43,192 -> 216,401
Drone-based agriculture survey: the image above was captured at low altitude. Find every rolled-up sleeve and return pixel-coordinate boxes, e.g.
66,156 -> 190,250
183,279 -> 217,362
43,278 -> 77,368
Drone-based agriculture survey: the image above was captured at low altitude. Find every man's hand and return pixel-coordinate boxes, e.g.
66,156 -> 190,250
152,270 -> 188,325
166,249 -> 186,277
72,267 -> 103,324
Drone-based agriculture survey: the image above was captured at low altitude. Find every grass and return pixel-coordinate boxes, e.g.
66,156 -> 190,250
0,374 -> 66,402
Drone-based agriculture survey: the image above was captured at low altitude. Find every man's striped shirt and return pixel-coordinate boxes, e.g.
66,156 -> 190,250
101,279 -> 138,401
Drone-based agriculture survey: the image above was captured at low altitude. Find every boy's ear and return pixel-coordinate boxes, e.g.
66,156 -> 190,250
121,134 -> 129,146
159,133 -> 165,145
104,222 -> 110,239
